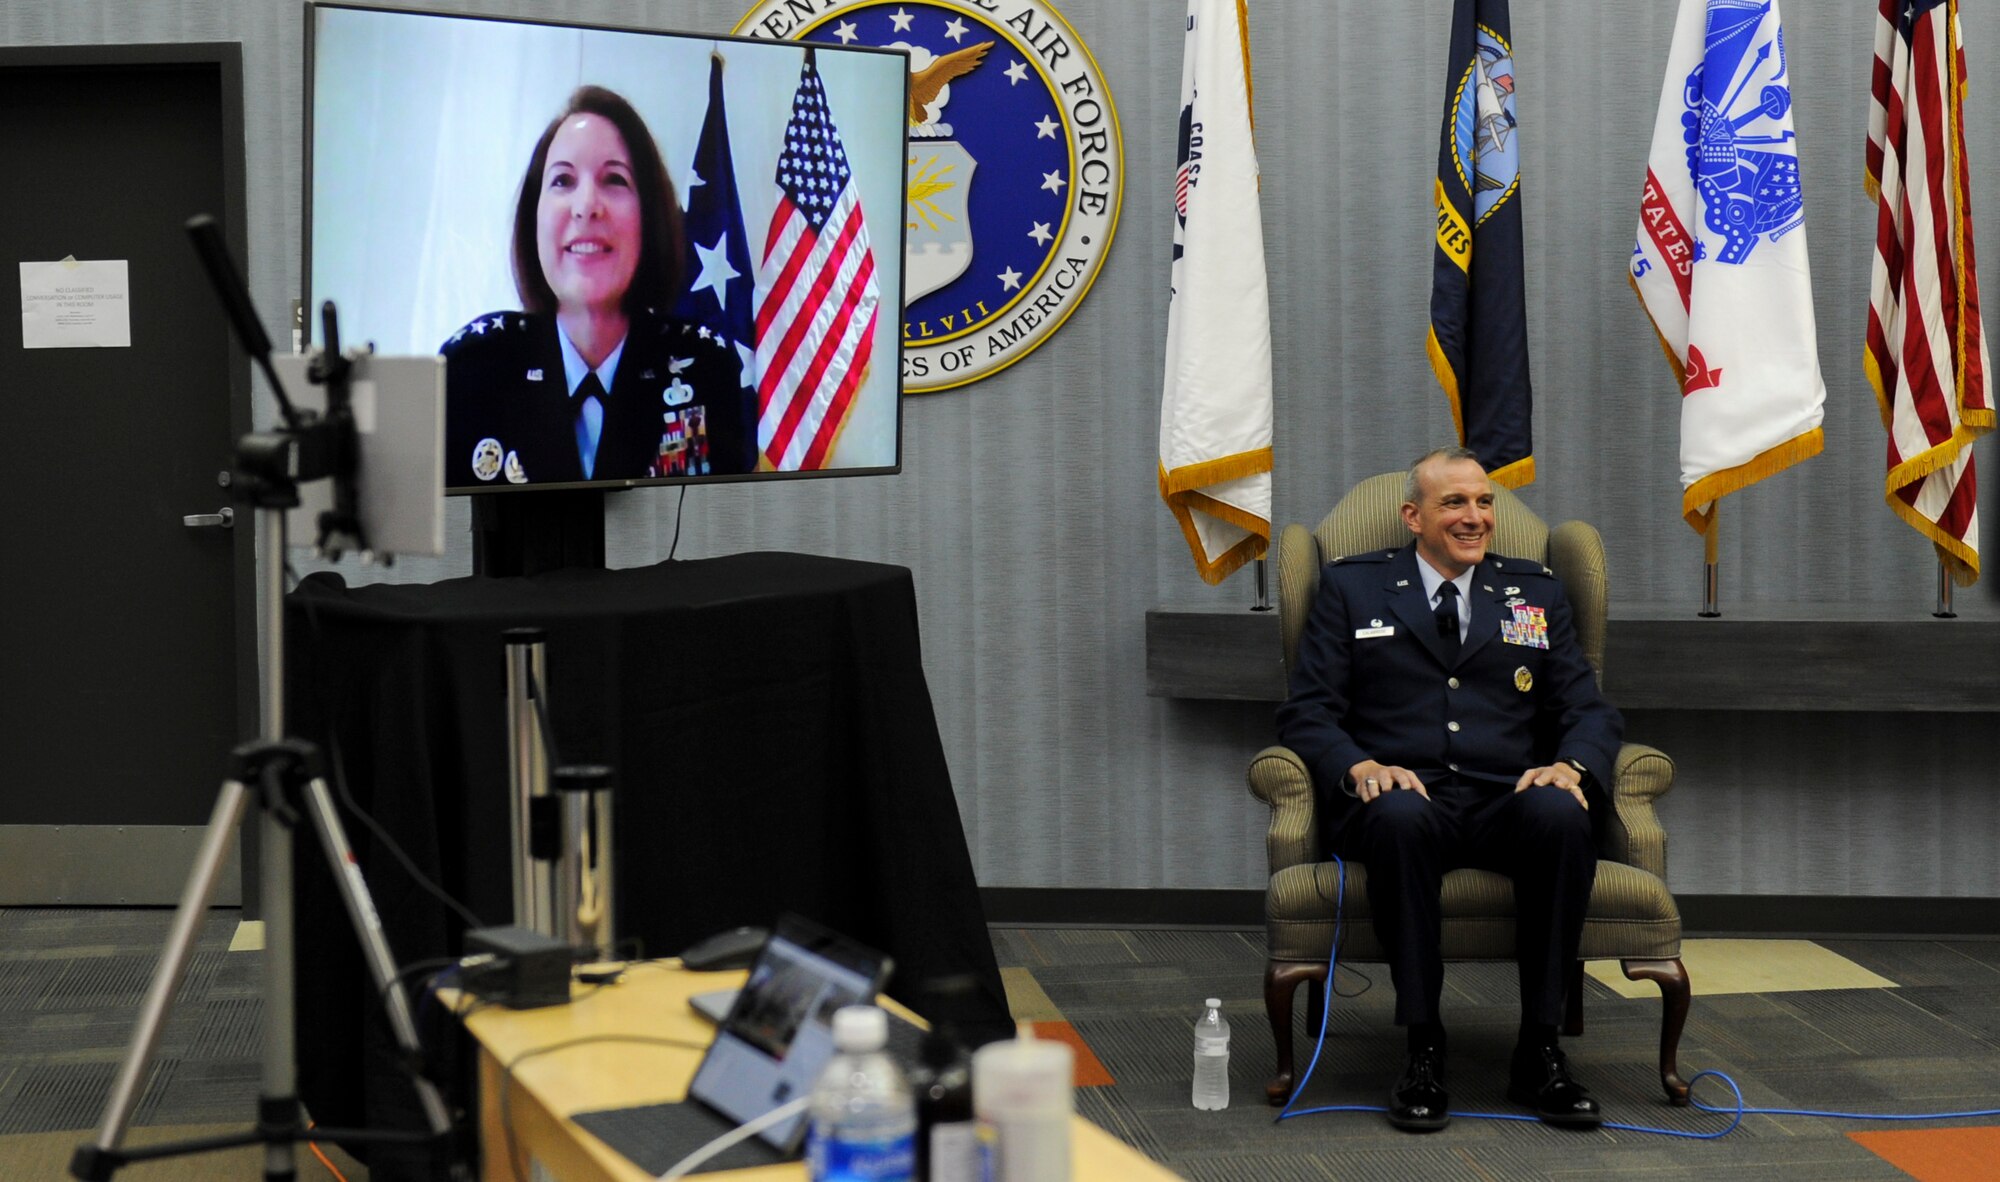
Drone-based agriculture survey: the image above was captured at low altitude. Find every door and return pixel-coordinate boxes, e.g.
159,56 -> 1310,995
0,45 -> 255,903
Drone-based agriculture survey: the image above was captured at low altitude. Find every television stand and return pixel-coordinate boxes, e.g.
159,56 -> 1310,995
472,488 -> 609,576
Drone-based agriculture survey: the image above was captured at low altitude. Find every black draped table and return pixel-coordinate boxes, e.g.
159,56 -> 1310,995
283,552 -> 1007,1176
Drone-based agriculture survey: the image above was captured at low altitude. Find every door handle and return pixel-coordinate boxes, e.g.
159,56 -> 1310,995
183,507 -> 235,529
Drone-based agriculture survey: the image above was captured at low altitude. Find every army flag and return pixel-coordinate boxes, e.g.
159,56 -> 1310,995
1427,0 -> 1533,489
1631,0 -> 1824,539
1160,0 -> 1273,585
673,54 -> 761,475
1865,0 -> 1991,583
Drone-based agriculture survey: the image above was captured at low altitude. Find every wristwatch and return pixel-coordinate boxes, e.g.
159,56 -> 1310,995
1562,757 -> 1590,782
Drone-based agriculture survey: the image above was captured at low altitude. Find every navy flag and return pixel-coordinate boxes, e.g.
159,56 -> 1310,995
672,52 -> 760,475
1427,0 -> 1534,488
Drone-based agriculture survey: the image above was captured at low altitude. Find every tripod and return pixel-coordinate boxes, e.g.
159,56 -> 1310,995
72,222 -> 463,1180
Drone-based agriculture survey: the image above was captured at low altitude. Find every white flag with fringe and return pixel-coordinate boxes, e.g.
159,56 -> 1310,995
1159,0 -> 1272,585
1630,0 -> 1825,539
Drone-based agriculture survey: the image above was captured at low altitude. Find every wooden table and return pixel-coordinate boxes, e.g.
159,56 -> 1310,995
462,962 -> 1183,1181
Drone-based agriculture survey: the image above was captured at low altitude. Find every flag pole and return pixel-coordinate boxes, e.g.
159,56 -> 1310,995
1252,557 -> 1272,612
1934,558 -> 1957,618
1699,505 -> 1721,617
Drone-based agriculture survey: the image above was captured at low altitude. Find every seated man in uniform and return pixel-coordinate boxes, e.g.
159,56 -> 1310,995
1276,446 -> 1622,1131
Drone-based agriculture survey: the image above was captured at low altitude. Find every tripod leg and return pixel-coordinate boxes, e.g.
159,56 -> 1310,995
79,781 -> 251,1175
259,782 -> 301,1182
298,776 -> 457,1140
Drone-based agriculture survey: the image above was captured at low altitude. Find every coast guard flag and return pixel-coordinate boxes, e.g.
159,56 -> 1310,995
1631,0 -> 1824,538
754,48 -> 881,472
1866,0 -> 1991,584
673,53 -> 760,474
1160,0 -> 1272,585
1427,0 -> 1534,489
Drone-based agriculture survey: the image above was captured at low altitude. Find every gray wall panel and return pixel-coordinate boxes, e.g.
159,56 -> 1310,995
12,0 -> 1994,898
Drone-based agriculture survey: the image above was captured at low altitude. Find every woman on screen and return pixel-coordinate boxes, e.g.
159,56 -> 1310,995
442,86 -> 750,486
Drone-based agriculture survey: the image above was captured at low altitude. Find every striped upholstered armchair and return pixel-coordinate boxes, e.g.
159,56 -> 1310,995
1247,472 -> 1691,1106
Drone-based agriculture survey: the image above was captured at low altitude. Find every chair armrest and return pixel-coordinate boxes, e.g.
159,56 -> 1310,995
1603,742 -> 1675,878
1248,745 -> 1317,874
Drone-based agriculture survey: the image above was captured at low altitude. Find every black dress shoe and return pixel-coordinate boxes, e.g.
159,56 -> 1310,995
1387,1046 -> 1450,1131
1507,1044 -> 1603,1127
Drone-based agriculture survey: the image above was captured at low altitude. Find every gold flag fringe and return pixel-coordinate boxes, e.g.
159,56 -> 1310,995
1681,427 -> 1825,535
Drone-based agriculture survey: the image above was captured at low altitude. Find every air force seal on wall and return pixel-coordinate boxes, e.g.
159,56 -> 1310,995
739,0 -> 1123,392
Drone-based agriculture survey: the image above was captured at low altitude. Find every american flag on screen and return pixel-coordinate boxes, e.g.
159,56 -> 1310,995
1866,0 -> 1992,583
753,48 -> 882,471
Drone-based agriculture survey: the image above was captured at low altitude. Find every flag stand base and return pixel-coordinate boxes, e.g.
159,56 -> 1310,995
1933,561 -> 1957,619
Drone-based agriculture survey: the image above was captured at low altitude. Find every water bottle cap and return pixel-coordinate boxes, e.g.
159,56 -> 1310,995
1205,998 -> 1221,1008
832,1005 -> 888,1052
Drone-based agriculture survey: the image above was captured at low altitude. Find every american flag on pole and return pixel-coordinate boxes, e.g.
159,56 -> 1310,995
1866,0 -> 1992,584
753,48 -> 882,471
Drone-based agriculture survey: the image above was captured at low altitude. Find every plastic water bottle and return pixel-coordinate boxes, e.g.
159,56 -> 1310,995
808,1006 -> 917,1182
1192,998 -> 1230,1110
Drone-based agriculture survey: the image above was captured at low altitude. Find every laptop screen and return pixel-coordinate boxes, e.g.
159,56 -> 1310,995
686,915 -> 892,1152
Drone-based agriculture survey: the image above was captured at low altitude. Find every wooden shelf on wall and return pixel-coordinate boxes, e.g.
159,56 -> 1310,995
1146,601 -> 2000,711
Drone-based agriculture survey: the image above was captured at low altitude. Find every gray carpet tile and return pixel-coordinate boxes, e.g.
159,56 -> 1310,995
1817,937 -> 2000,988
191,995 -> 264,1062
0,1060 -> 154,1135
0,910 -> 256,1140
1768,987 -> 1986,1059
1892,981 -> 2000,1044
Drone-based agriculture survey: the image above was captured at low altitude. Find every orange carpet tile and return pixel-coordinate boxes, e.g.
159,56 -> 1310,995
1849,1126 -> 2000,1182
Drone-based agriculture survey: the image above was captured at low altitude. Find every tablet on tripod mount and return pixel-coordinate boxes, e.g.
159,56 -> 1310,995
272,351 -> 444,558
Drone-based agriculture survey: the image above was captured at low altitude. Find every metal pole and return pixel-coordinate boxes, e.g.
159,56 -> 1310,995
504,629 -> 553,936
1698,508 -> 1721,618
1252,557 -> 1272,612
1935,559 -> 1957,618
257,509 -> 300,1182
300,776 -> 454,1137
553,765 -> 614,960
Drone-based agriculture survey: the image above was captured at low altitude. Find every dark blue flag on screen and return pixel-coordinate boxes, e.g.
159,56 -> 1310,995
672,53 -> 760,474
1427,0 -> 1534,488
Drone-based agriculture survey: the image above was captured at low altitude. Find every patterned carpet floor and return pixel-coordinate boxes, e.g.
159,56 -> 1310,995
4,908 -> 1999,1180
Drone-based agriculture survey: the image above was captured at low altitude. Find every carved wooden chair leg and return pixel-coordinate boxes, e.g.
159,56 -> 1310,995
1623,956 -> 1692,1105
1264,960 -> 1324,1105
1563,959 -> 1585,1037
1304,967 -> 1326,1040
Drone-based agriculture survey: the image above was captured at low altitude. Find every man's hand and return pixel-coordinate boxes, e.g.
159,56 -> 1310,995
1515,765 -> 1588,811
1349,760 -> 1428,803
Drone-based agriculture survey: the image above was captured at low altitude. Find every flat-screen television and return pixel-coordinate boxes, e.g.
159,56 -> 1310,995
304,3 -> 908,493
